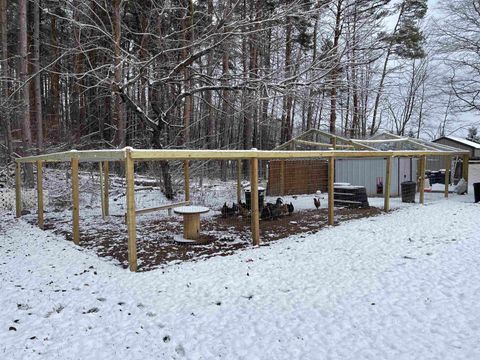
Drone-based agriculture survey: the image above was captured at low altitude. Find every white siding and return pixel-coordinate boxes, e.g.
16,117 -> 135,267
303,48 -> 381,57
335,158 -> 417,197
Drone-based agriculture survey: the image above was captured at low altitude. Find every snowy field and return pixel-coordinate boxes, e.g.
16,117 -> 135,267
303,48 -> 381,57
1,180 -> 480,359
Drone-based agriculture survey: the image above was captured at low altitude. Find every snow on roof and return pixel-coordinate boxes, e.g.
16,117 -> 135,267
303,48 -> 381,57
437,136 -> 480,149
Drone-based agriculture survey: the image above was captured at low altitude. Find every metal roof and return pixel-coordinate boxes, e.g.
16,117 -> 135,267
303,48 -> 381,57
275,130 -> 469,155
434,136 -> 480,149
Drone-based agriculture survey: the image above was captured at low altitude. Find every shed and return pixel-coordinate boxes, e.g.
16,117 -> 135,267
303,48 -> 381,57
433,136 -> 480,160
274,130 -> 466,197
335,157 -> 416,197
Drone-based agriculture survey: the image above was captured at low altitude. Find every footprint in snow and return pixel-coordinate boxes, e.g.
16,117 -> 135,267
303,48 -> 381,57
175,344 -> 186,357
84,307 -> 99,314
45,305 -> 64,317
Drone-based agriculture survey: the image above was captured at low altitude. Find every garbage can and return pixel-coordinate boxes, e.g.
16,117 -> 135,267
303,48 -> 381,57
245,187 -> 265,210
401,181 -> 416,203
474,182 -> 480,203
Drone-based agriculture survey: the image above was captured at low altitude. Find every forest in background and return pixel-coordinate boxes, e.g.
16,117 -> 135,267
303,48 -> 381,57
1,0 -> 480,190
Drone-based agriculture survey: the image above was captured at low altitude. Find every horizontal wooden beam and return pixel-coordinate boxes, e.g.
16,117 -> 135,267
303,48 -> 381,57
15,147 -> 470,164
294,139 -> 355,149
16,149 -> 125,163
134,201 -> 191,216
355,138 -> 409,143
130,149 -> 468,160
344,140 -> 379,151
274,128 -> 317,150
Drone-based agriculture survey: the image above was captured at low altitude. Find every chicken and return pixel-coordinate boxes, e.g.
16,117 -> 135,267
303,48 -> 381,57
261,203 -> 281,220
221,202 -> 239,218
287,202 -> 294,214
314,197 -> 321,209
221,202 -> 229,218
279,204 -> 289,215
238,201 -> 249,217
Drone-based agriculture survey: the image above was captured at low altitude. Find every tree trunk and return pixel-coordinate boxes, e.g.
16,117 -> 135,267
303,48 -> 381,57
113,0 -> 125,147
18,0 -> 34,185
33,0 -> 43,151
206,0 -> 215,149
329,0 -> 343,136
306,18 -> 319,131
50,14 -> 61,141
370,4 -> 404,135
0,0 -> 13,160
281,16 -> 293,143
181,0 -> 194,147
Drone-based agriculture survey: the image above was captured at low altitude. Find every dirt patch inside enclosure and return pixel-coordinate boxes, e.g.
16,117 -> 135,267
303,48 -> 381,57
29,207 -> 383,272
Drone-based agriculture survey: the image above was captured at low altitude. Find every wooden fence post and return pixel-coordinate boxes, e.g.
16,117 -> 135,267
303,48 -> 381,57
444,155 -> 451,198
328,157 -> 335,226
71,156 -> 80,245
250,157 -> 260,246
103,161 -> 109,216
184,160 -> 190,202
462,154 -> 469,193
36,160 -> 44,229
15,162 -> 22,218
384,156 -> 392,212
237,160 -> 242,203
419,155 -> 426,204
99,162 -> 105,219
125,148 -> 138,272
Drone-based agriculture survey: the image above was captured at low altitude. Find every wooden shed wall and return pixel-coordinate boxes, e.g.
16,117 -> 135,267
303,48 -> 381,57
267,160 -> 328,196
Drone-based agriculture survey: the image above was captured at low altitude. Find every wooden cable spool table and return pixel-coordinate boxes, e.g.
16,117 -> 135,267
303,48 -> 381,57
173,206 -> 210,241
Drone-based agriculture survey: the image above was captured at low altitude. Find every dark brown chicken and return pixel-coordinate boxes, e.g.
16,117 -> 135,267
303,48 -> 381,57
238,201 -> 249,217
287,202 -> 294,214
221,202 -> 239,218
314,197 -> 321,209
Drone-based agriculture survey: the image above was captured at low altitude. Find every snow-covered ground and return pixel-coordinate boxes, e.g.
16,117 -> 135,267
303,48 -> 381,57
1,184 -> 479,359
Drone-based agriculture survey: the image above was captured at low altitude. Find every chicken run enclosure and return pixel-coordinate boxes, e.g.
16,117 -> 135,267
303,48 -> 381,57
14,131 -> 469,272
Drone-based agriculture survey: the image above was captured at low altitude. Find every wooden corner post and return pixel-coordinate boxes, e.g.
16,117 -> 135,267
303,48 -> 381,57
71,156 -> 80,245
328,156 -> 335,226
250,157 -> 260,246
384,156 -> 392,212
183,160 -> 190,202
444,155 -> 451,198
15,162 -> 22,218
125,148 -> 138,272
36,160 -> 44,229
237,159 -> 242,204
419,155 -> 426,204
